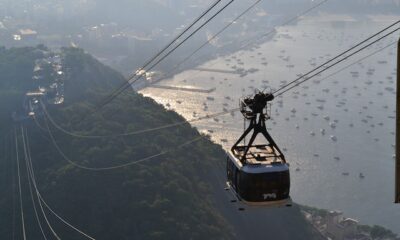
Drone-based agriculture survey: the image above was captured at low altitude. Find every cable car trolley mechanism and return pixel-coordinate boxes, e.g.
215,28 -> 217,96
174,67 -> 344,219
226,91 -> 291,207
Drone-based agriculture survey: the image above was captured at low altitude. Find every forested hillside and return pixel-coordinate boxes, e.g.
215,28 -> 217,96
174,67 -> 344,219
0,46 -> 321,240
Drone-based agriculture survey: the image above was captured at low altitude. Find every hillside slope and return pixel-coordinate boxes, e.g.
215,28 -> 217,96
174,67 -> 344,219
0,46 -> 322,240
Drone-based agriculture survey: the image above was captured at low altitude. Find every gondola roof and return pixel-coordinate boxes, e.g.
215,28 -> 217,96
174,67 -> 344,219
227,145 -> 288,174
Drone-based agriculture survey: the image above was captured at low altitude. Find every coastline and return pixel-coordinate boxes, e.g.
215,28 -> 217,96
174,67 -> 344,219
301,205 -> 399,239
138,14 -> 400,234
129,13 -> 294,90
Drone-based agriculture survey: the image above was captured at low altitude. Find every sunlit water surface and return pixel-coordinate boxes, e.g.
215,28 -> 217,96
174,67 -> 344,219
141,15 -> 400,233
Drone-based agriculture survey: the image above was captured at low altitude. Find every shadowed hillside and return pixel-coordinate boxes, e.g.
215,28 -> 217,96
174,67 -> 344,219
0,46 -> 322,240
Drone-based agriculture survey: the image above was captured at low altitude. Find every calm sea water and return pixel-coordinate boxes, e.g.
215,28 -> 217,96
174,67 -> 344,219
141,14 -> 400,233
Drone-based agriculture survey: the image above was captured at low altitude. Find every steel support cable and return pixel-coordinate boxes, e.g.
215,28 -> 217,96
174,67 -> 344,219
274,27 -> 400,97
158,0 -> 329,81
127,32 -> 398,136
76,0 -> 328,128
42,114 -> 204,171
23,129 -> 61,240
98,0 -> 224,108
159,0 -> 262,79
45,30 -> 390,142
35,192 -> 96,240
40,0 -> 328,140
314,41 -> 397,86
96,0 -> 235,112
32,185 -> 61,240
238,0 -> 329,49
14,127 -> 27,240
39,5 -> 394,145
20,126 -> 48,240
24,127 -> 94,240
41,99 -> 238,138
41,26 -> 399,142
273,20 -> 400,95
120,0 -> 327,137
132,0 -> 223,73
24,126 -> 61,240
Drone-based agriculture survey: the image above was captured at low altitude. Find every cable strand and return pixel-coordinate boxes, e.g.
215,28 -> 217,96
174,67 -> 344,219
20,126 -> 48,240
24,126 -> 95,240
95,0 -> 235,112
275,27 -> 399,96
42,113 -> 205,171
159,0 -> 263,79
98,0 -> 224,109
273,20 -> 400,95
14,127 -> 27,240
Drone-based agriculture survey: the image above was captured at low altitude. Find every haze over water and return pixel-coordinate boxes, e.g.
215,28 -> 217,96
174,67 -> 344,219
141,14 -> 400,233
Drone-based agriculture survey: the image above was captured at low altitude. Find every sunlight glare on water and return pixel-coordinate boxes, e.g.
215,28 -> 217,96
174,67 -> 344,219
141,14 -> 400,233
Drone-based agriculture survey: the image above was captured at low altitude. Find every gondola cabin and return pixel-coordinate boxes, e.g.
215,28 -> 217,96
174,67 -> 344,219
226,91 -> 291,206
226,145 -> 291,206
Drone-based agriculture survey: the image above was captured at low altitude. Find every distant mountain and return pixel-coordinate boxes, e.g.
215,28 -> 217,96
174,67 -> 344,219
0,45 -> 322,239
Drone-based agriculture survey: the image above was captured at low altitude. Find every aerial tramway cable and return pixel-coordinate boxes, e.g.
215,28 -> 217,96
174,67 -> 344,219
21,126 -> 62,240
36,192 -> 96,240
132,0 -> 223,73
23,126 -> 95,240
11,133 -> 17,240
41,24 -> 399,141
20,126 -> 48,240
40,0 -> 329,139
41,115 -> 204,171
14,128 -> 27,240
159,0 -> 329,80
159,0 -> 263,79
311,41 -> 397,88
96,0 -> 225,111
33,12 -> 400,174
40,34 -> 396,172
238,0 -> 329,50
97,0 -> 328,111
40,100 -> 237,139
273,20 -> 400,96
274,25 -> 400,97
95,0 -> 235,113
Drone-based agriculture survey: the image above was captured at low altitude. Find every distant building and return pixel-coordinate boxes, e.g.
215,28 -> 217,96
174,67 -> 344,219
326,210 -> 359,240
19,28 -> 37,41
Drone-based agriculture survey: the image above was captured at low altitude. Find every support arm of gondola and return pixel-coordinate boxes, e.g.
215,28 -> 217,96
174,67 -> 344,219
241,124 -> 259,162
231,118 -> 256,152
232,92 -> 285,164
260,124 -> 286,163
232,112 -> 286,163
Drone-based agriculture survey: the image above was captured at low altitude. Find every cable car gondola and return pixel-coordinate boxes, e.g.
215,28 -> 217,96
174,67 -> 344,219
226,91 -> 291,207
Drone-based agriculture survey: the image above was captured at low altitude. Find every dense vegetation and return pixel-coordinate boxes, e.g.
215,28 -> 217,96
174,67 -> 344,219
0,46 -> 321,239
